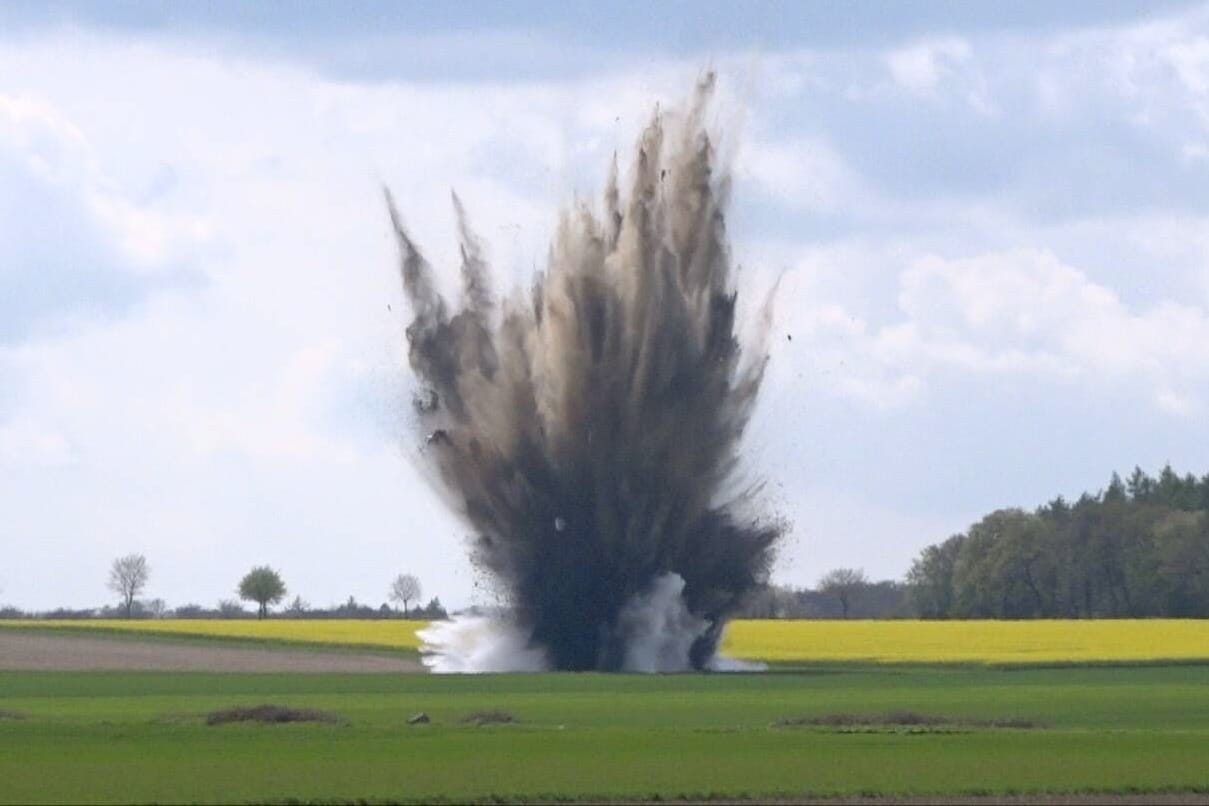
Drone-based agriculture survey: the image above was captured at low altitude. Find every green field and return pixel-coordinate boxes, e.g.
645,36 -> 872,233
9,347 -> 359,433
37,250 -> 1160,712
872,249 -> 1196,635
3,664 -> 1209,803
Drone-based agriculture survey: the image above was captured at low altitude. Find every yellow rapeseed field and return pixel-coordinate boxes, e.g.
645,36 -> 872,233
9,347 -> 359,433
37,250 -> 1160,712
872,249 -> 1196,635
3,618 -> 1208,664
720,619 -> 1209,664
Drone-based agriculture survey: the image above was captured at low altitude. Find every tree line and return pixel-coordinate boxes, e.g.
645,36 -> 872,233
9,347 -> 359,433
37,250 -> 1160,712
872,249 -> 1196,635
6,465 -> 1205,622
738,569 -> 913,619
0,560 -> 446,621
739,465 -> 1209,620
907,465 -> 1209,619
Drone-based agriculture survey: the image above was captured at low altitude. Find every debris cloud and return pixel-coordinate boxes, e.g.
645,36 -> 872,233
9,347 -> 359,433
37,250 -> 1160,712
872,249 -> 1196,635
389,74 -> 781,671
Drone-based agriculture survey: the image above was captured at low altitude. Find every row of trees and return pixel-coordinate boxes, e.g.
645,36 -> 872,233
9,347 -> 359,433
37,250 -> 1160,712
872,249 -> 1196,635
106,553 -> 899,622
907,466 -> 1209,618
739,569 -> 912,619
80,465 -> 1209,622
104,556 -> 439,620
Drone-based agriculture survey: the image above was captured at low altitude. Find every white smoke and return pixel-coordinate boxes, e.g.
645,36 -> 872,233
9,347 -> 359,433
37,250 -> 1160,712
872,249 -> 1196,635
705,654 -> 767,673
420,573 -> 763,673
417,615 -> 549,673
617,573 -> 710,672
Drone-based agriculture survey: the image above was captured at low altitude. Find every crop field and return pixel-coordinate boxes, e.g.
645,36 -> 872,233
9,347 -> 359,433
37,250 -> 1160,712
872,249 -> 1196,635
6,618 -> 1209,664
721,619 -> 1209,664
2,665 -> 1209,803
0,618 -> 427,654
4,620 -> 1209,803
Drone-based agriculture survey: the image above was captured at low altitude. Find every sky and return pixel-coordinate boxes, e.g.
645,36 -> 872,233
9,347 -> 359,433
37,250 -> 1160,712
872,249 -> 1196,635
3,1 -> 1209,612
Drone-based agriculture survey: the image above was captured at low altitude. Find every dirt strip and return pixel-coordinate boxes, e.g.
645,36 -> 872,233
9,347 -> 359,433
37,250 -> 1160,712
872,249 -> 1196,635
0,631 -> 424,673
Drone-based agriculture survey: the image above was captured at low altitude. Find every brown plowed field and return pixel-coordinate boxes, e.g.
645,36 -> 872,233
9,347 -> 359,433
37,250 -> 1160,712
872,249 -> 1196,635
0,630 -> 423,673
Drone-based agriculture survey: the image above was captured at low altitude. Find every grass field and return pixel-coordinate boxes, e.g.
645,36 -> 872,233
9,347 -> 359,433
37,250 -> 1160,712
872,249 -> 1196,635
6,618 -> 1209,664
4,621 -> 1209,802
2,665 -> 1209,803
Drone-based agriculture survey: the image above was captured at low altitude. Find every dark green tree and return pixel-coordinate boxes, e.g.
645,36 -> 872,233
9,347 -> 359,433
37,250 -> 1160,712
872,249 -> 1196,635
237,566 -> 287,620
1104,472 -> 1127,503
906,464 -> 1209,619
906,535 -> 964,618
1127,466 -> 1156,503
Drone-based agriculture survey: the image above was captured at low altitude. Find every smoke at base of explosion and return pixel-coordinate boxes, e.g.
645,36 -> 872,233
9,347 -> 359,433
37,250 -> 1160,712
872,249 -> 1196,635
388,73 -> 783,672
419,573 -> 769,674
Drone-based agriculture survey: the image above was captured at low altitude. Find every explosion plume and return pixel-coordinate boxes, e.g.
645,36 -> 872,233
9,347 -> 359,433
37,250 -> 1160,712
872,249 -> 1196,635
388,75 -> 781,672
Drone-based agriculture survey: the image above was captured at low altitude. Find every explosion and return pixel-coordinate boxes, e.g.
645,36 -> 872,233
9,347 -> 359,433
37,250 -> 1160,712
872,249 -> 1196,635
388,74 -> 781,672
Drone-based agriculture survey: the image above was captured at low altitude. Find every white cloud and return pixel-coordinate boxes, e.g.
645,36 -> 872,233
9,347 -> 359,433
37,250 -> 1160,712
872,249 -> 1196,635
883,249 -> 1209,411
85,191 -> 213,268
898,250 -> 1113,350
1163,35 -> 1209,96
0,92 -> 89,169
1036,8 -> 1209,133
764,243 -> 1209,417
4,5 -> 1209,611
0,30 -> 717,610
738,136 -> 864,211
885,38 -> 971,96
0,89 -> 212,275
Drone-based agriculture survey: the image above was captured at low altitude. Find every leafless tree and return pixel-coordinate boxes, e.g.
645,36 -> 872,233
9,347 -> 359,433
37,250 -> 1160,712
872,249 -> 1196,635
218,599 -> 247,618
108,554 -> 150,619
284,595 -> 310,617
389,574 -> 422,617
818,567 -> 868,619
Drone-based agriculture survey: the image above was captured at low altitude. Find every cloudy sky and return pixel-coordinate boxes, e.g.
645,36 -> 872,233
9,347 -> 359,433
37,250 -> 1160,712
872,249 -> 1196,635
3,1 -> 1209,612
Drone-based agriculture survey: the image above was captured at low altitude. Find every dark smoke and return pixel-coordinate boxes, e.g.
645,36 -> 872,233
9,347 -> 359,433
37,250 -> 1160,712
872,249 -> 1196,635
387,75 -> 782,671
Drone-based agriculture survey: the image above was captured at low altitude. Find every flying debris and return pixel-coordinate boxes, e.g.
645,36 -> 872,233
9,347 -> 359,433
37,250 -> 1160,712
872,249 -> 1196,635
388,74 -> 782,672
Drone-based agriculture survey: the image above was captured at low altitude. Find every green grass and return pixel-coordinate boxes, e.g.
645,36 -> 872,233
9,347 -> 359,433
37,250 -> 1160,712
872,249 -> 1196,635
3,666 -> 1209,803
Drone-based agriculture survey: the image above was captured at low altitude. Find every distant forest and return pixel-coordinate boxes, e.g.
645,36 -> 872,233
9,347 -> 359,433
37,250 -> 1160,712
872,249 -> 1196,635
907,465 -> 1209,619
742,464 -> 1209,620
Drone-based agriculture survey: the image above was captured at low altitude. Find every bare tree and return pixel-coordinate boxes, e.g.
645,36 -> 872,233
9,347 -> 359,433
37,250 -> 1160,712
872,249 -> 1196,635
818,567 -> 868,619
284,595 -> 310,617
218,599 -> 247,618
108,554 -> 150,619
389,574 -> 422,617
145,598 -> 168,619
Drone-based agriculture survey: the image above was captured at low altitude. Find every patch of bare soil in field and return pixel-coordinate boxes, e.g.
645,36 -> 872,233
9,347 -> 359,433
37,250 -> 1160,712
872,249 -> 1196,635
461,710 -> 516,725
205,704 -> 342,725
0,631 -> 424,673
772,712 -> 1042,731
